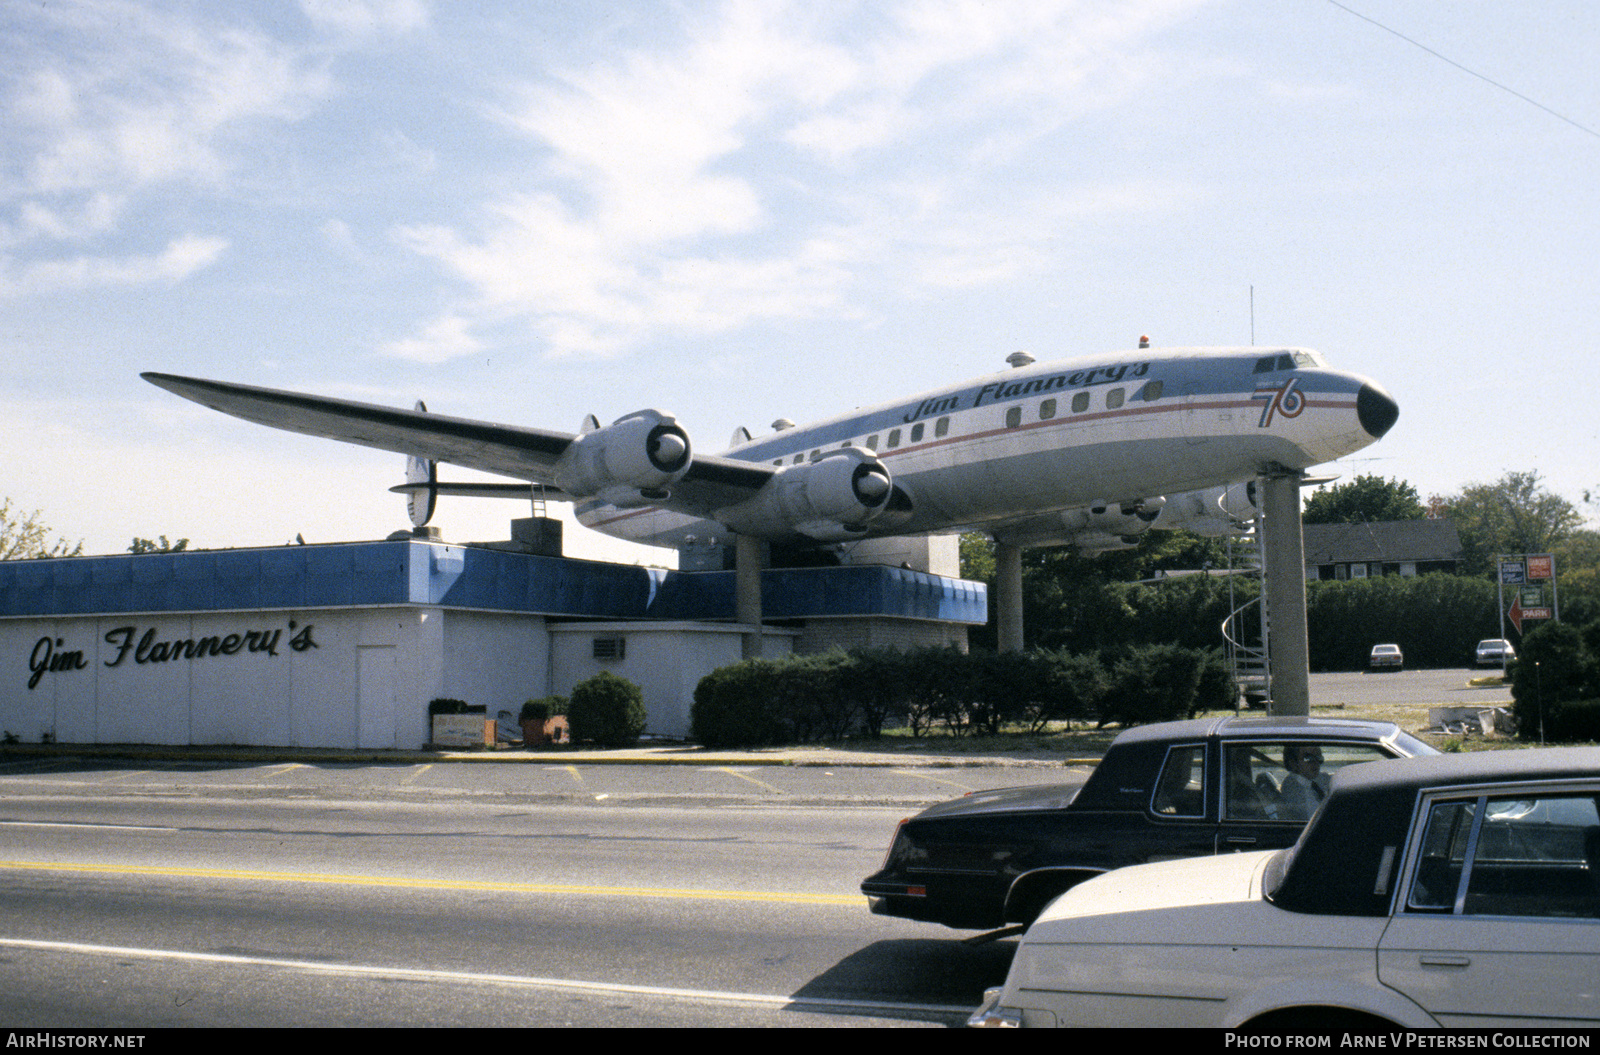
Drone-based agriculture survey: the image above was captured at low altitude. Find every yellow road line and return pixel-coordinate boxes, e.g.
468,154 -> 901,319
0,860 -> 858,906
712,767 -> 786,794
260,763 -> 307,779
893,769 -> 976,792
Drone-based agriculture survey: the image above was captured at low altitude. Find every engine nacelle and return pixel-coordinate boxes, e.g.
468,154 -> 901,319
553,409 -> 691,507
717,448 -> 893,541
1149,482 -> 1259,536
1056,498 -> 1166,551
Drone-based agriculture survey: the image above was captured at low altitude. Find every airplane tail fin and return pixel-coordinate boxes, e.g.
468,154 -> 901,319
406,401 -> 439,527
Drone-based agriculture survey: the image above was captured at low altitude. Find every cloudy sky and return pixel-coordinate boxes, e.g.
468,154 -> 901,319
4,0 -> 1596,563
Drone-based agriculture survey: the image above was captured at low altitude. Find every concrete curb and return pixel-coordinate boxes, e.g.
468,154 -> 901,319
0,741 -> 1100,769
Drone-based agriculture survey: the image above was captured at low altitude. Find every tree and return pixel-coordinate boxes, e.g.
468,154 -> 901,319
129,536 -> 189,554
958,532 -> 995,581
0,498 -> 83,560
1445,471 -> 1584,577
1302,475 -> 1425,524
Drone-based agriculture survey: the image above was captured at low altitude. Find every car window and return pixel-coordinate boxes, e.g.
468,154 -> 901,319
1223,741 -> 1395,822
1152,745 -> 1205,818
1405,791 -> 1600,918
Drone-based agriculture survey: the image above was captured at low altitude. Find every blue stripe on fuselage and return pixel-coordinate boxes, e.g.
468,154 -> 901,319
723,350 -> 1333,464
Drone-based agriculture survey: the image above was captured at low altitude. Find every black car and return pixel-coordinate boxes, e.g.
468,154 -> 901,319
861,715 -> 1437,930
971,747 -> 1600,1028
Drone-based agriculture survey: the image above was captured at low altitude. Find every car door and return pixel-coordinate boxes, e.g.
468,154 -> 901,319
1217,739 -> 1396,854
1377,786 -> 1600,1027
1141,742 -> 1220,861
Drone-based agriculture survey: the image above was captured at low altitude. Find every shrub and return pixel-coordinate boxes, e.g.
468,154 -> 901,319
519,696 -> 564,723
1545,699 -> 1600,742
1099,644 -> 1205,727
1033,649 -> 1109,729
566,671 -> 646,746
692,659 -> 790,748
1510,621 -> 1590,741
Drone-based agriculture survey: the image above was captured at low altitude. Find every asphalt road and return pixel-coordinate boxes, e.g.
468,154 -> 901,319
0,761 -> 1079,1027
0,669 -> 1512,1028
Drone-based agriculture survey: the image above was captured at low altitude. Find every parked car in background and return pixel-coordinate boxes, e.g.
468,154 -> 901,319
860,716 -> 1436,930
970,748 -> 1600,1029
1475,638 -> 1515,667
1369,643 -> 1403,671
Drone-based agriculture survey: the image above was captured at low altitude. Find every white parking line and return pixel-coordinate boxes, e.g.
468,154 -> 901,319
0,936 -> 971,1020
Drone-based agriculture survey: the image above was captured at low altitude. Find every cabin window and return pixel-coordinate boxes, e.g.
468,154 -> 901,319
840,441 -> 850,448
809,449 -> 821,462
910,423 -> 924,442
773,459 -> 783,466
1106,388 -> 1125,410
792,454 -> 804,465
887,428 -> 901,448
1005,406 -> 1022,428
1040,398 -> 1056,420
1071,391 -> 1090,413
1254,356 -> 1278,373
1141,380 -> 1163,401
935,416 -> 950,438
865,435 -> 879,450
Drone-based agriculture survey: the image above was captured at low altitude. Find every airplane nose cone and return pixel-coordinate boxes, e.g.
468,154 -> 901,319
1357,382 -> 1399,439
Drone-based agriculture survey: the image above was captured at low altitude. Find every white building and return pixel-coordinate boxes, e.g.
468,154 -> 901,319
1,540 -> 985,749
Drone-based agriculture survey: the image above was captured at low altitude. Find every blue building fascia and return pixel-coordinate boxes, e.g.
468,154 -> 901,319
0,540 -> 987,625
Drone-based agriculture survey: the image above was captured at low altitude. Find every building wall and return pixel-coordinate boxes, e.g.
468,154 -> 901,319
438,610 -> 549,725
548,623 -> 795,738
793,616 -> 969,654
1,607 -> 549,750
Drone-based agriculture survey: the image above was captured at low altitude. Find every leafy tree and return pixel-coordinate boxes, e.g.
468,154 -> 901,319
958,531 -> 995,581
1302,474 -> 1425,524
1446,471 -> 1584,577
129,536 -> 189,554
0,498 -> 83,560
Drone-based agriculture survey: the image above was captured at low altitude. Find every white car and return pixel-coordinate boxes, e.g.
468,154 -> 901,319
1368,643 -> 1403,671
970,748 -> 1600,1029
1475,638 -> 1516,667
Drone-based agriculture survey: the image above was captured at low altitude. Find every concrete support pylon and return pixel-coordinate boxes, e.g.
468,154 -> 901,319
996,541 -> 1024,653
736,533 -> 765,659
1260,468 -> 1310,716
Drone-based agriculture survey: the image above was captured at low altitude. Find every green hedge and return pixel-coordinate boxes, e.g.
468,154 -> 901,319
1027,572 -> 1506,671
689,645 -> 1228,747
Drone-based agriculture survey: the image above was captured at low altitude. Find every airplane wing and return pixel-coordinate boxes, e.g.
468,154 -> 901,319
141,372 -> 774,516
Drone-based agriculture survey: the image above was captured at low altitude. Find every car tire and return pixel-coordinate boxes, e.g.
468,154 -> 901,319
1240,1007 -> 1397,1031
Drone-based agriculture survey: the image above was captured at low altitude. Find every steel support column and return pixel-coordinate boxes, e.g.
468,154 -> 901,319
1260,468 -> 1310,716
996,541 -> 1024,653
736,533 -> 765,659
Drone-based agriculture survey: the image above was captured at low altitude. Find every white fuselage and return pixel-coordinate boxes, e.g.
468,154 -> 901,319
574,347 -> 1395,550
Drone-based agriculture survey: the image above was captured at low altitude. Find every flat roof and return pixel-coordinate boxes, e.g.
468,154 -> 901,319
0,540 -> 988,625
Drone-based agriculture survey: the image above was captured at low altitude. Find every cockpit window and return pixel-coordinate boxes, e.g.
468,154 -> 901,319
1256,352 -> 1324,373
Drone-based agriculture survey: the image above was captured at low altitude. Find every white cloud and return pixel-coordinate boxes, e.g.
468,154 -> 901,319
0,233 -> 228,298
383,0 -> 1210,360
380,313 -> 484,364
299,0 -> 430,36
7,6 -> 330,198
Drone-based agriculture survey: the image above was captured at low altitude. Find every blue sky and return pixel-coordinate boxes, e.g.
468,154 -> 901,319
4,0 -> 1596,563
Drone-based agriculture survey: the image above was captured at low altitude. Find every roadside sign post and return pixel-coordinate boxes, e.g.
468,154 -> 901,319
1498,554 -> 1557,643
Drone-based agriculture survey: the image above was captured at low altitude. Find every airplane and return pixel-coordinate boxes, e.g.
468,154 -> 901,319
141,343 -> 1397,565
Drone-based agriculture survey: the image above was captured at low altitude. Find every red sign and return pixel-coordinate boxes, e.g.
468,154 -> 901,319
1509,597 -> 1554,634
1528,554 -> 1555,580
